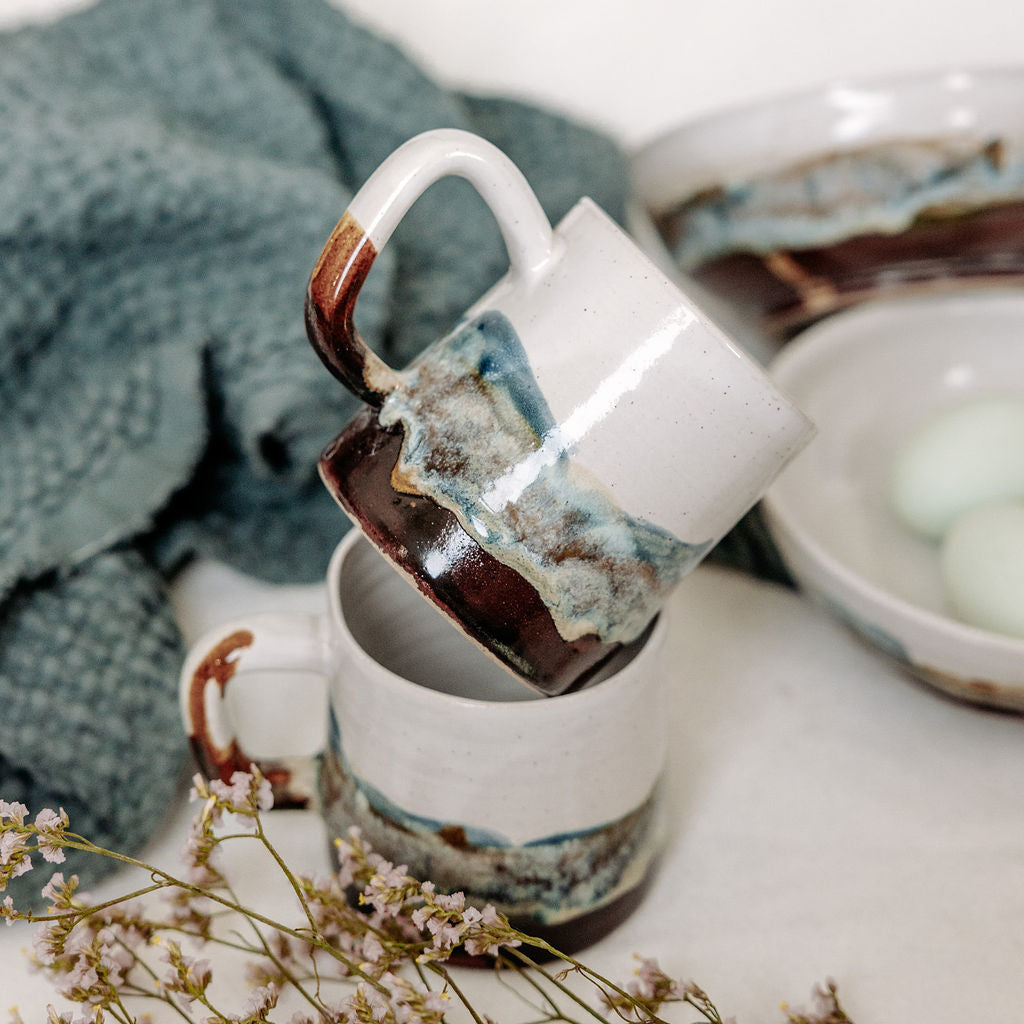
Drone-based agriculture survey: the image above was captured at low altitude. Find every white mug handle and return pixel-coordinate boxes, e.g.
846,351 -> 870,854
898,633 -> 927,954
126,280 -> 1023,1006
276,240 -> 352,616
179,612 -> 330,810
304,128 -> 556,406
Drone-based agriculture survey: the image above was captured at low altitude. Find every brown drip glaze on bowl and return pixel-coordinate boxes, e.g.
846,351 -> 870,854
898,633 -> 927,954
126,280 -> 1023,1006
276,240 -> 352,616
659,198 -> 1024,338
319,407 -> 621,695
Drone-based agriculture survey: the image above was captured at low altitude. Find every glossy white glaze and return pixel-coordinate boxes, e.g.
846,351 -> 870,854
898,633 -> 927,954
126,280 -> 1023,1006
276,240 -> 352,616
463,196 -> 813,537
341,130 -> 812,545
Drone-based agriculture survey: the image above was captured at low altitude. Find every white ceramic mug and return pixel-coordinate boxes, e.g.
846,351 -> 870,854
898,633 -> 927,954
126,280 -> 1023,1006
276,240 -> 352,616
180,530 -> 671,951
306,129 -> 814,695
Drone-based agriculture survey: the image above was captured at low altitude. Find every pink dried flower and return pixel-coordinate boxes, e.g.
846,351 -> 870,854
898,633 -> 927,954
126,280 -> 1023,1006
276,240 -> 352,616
2,893 -> 15,925
362,859 -> 413,917
628,956 -> 679,1002
34,808 -> 69,864
197,769 -> 275,821
0,800 -> 29,824
181,816 -> 224,887
241,982 -> 279,1019
41,872 -> 79,909
0,808 -> 39,891
44,1008 -> 79,1024
601,955 -> 685,1019
359,930 -> 385,966
32,917 -> 74,966
462,904 -> 521,958
0,829 -> 31,866
177,956 -> 212,1006
59,955 -> 100,999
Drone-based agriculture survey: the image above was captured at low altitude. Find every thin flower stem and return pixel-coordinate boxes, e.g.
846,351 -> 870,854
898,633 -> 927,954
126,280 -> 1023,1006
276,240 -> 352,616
413,958 -> 431,989
502,949 -> 614,1024
424,962 -> 488,1024
517,941 -> 673,1024
100,1003 -> 137,1024
112,938 -> 199,1024
682,992 -> 724,1024
106,983 -> 150,1024
250,817 -> 331,1005
498,954 -> 587,1024
117,985 -> 197,1024
55,833 -> 387,998
229,920 -> 325,1017
16,881 -> 171,924
208,861 -> 328,1022
253,819 -> 319,936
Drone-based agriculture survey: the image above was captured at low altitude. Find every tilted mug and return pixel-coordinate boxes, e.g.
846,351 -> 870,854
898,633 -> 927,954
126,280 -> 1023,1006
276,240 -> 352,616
306,129 -> 814,694
180,530 -> 671,953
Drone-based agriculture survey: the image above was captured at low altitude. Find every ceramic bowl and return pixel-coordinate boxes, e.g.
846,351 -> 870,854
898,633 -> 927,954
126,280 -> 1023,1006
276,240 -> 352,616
761,289 -> 1024,711
631,68 -> 1024,361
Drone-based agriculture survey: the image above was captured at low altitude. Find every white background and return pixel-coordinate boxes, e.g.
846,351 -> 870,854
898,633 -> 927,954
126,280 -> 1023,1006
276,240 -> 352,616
3,0 -> 1023,148
2,2 -> 1023,1023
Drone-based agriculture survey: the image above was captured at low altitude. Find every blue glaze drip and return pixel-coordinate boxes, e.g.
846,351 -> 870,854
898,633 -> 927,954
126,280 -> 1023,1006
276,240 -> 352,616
378,311 -> 709,644
464,311 -> 556,441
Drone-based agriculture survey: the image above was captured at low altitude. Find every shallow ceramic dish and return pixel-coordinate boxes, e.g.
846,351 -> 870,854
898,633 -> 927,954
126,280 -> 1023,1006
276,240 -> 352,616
762,289 -> 1024,711
632,68 -> 1024,358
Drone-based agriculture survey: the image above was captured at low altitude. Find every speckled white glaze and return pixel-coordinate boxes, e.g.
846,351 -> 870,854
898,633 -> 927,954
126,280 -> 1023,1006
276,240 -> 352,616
463,195 -> 814,541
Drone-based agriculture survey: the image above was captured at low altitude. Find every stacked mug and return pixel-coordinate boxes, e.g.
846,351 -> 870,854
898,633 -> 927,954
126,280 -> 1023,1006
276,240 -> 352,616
181,130 -> 813,950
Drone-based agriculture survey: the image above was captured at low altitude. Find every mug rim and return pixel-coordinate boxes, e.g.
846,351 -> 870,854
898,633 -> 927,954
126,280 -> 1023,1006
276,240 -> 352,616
325,528 -> 669,709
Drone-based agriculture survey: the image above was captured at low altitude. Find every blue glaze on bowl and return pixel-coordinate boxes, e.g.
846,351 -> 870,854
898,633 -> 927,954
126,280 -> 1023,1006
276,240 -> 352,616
667,138 -> 1024,270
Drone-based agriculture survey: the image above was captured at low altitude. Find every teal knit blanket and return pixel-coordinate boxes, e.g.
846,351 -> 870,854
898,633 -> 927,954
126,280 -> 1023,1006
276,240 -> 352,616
0,0 -> 630,893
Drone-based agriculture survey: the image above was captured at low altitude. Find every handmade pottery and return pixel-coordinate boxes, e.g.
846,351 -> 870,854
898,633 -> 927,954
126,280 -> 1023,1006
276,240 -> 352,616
632,69 -> 1024,353
180,530 -> 671,952
306,128 -> 813,694
762,289 -> 1024,711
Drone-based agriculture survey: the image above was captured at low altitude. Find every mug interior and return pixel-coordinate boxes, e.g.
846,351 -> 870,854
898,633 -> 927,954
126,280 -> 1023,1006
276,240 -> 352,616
334,531 -> 651,702
337,533 -> 539,701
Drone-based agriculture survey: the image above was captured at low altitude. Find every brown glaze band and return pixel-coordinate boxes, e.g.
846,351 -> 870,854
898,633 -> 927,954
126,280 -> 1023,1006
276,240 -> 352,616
658,199 -> 1024,338
319,408 -> 623,695
304,211 -> 386,406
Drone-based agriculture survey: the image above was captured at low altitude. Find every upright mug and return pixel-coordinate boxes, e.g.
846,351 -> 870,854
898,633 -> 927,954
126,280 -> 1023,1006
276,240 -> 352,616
181,530 -> 671,953
306,129 -> 814,694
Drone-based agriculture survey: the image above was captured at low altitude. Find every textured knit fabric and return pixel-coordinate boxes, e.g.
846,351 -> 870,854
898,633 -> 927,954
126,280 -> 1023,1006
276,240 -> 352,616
0,0 -> 630,895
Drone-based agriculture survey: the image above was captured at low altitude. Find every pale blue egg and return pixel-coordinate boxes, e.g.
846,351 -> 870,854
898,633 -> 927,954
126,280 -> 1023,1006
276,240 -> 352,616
941,501 -> 1024,639
891,396 -> 1024,539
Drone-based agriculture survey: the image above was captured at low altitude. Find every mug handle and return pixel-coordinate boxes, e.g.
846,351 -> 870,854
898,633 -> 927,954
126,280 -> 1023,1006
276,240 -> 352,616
304,128 -> 556,407
179,612 -> 330,810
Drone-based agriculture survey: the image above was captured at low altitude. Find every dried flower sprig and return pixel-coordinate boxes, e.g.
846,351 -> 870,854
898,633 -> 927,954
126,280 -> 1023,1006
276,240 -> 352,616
1,769 -> 853,1024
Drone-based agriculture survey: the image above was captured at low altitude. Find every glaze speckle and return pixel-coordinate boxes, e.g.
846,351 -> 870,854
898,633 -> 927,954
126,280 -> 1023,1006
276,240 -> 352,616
378,311 -> 707,644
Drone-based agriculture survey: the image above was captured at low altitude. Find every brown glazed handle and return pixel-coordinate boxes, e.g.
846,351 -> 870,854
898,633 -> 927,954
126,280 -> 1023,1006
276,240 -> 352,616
304,128 -> 555,408
179,613 -> 330,811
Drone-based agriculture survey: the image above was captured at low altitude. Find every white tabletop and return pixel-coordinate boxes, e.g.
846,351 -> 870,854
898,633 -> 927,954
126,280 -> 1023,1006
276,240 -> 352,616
2,1 -> 1023,1021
